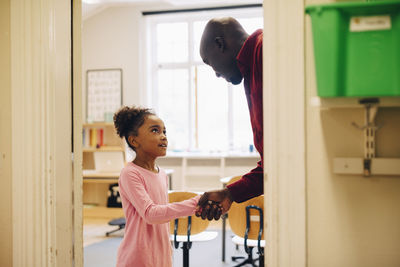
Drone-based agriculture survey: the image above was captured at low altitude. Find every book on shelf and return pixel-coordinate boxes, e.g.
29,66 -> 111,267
99,128 -> 104,147
82,128 -> 90,148
83,127 -> 105,148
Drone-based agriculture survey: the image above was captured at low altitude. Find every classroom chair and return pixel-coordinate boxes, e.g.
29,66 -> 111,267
169,191 -> 218,267
105,217 -> 125,236
105,183 -> 125,236
228,195 -> 265,267
220,175 -> 242,261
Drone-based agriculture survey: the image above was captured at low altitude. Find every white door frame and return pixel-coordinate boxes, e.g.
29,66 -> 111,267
11,0 -> 83,266
73,0 -> 84,266
263,1 -> 307,266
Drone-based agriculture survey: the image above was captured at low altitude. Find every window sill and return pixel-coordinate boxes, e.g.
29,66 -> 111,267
164,151 -> 260,159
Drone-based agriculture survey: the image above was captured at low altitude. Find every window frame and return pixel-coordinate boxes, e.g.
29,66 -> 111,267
144,7 -> 263,153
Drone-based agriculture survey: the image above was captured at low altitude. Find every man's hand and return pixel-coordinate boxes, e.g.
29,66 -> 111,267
195,188 -> 233,220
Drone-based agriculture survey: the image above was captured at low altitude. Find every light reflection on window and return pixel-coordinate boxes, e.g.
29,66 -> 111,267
196,65 -> 229,152
157,22 -> 188,63
157,69 -> 189,151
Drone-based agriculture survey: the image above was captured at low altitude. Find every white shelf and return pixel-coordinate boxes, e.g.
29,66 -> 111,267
333,157 -> 400,176
310,96 -> 400,109
83,122 -> 114,127
83,146 -> 124,152
164,151 -> 260,159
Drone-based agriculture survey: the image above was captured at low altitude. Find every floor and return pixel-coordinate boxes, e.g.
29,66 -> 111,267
83,216 -> 225,247
83,217 -> 124,247
83,217 -> 258,267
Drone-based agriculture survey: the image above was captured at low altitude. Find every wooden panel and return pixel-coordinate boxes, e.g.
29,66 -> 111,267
82,152 -> 95,169
83,183 -> 111,206
83,178 -> 119,184
84,206 -> 124,220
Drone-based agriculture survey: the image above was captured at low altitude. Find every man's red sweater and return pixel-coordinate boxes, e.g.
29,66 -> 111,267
227,29 -> 264,203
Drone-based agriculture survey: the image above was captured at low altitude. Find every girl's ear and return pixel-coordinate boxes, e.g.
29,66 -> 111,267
128,136 -> 138,149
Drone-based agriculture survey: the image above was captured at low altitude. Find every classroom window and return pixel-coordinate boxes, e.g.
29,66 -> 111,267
146,8 -> 263,153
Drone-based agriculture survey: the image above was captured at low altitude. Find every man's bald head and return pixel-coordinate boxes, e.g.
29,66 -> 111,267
199,17 -> 249,85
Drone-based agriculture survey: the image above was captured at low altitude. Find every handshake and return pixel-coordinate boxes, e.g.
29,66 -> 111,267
195,188 -> 234,221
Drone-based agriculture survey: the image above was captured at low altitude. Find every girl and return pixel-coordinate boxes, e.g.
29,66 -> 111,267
113,106 -> 200,267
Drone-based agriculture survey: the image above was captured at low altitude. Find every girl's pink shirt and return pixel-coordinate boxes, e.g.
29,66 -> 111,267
116,162 -> 200,267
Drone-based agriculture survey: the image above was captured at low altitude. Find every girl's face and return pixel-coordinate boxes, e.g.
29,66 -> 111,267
133,115 -> 168,158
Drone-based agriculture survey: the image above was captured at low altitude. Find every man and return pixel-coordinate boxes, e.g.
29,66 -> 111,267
195,17 -> 263,220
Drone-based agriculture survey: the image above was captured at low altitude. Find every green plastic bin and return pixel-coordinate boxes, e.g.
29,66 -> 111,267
306,1 -> 400,97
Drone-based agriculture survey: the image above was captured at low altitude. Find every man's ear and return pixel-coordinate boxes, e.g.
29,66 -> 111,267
214,37 -> 225,52
128,136 -> 138,149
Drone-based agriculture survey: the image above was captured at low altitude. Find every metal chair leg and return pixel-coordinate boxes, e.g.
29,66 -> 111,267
232,247 -> 255,267
182,242 -> 190,267
105,225 -> 124,236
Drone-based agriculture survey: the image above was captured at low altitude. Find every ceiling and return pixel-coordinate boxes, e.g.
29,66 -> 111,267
82,0 -> 262,20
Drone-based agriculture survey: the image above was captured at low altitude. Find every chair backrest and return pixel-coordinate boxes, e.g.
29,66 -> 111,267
168,191 -> 210,235
228,195 -> 264,240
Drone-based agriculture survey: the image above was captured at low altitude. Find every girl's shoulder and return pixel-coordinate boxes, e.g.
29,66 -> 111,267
120,162 -> 143,181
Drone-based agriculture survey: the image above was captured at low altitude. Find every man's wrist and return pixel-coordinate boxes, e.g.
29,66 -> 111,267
224,188 -> 233,202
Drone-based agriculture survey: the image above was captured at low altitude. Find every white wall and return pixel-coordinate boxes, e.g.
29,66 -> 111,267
82,3 -> 202,118
305,1 -> 400,266
82,6 -> 144,120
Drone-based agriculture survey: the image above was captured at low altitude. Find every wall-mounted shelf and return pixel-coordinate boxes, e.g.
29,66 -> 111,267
317,98 -> 400,177
334,158 -> 400,176
310,97 -> 400,109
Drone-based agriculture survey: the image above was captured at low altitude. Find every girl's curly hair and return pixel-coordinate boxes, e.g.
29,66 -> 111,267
113,106 -> 155,150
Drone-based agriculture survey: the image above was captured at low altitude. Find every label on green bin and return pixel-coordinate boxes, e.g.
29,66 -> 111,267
350,15 -> 391,32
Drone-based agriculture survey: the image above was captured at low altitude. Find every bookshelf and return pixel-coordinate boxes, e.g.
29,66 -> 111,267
82,122 -> 125,213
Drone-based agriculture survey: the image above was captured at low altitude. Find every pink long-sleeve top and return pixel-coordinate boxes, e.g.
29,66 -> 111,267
116,162 -> 200,267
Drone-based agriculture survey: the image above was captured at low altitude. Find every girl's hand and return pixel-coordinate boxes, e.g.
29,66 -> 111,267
195,189 -> 232,220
